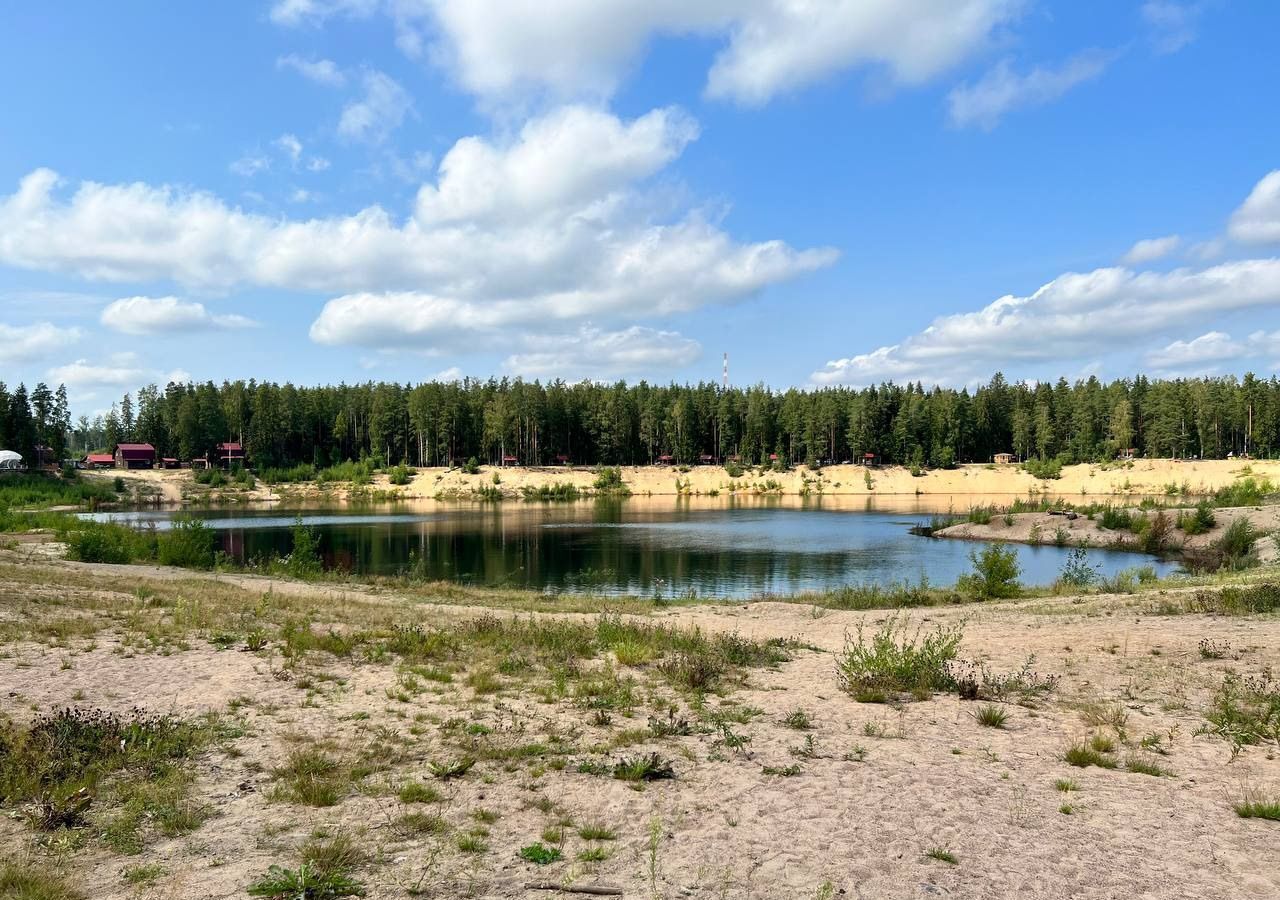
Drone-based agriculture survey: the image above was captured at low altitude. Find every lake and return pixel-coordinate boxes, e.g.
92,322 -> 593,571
85,495 -> 1180,598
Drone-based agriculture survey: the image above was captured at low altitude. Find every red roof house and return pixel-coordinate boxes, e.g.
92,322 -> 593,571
216,442 -> 245,468
86,453 -> 115,469
114,443 -> 156,469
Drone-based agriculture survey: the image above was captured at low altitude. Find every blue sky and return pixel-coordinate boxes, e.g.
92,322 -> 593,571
2,1 -> 1280,415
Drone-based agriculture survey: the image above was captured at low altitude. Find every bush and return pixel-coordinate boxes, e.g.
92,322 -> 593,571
957,544 -> 1021,599
286,518 -> 323,577
462,457 -> 480,475
1022,456 -> 1064,480
1058,547 -> 1099,588
62,520 -> 154,564
835,617 -> 964,702
247,864 -> 365,899
593,466 -> 628,493
1213,477 -> 1275,507
387,464 -> 414,486
1184,518 -> 1258,572
724,461 -> 744,478
1098,506 -> 1133,530
259,464 -> 316,484
1177,501 -> 1216,535
157,516 -> 216,569
1137,511 -> 1172,554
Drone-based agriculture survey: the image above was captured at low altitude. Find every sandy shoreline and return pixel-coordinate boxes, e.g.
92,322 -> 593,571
109,458 -> 1280,506
1,552 -> 1278,899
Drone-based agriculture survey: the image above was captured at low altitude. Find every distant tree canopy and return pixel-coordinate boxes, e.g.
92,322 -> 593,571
2,372 -> 1277,469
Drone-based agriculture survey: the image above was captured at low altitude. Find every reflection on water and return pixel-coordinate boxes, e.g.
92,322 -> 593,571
86,495 -> 1180,599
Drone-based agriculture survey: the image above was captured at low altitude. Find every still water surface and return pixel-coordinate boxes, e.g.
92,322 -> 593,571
89,496 -> 1178,598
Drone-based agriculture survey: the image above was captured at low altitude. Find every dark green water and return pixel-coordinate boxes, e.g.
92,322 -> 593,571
88,497 -> 1178,598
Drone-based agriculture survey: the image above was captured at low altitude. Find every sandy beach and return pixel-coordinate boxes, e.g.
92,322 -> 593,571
1,548 -> 1277,899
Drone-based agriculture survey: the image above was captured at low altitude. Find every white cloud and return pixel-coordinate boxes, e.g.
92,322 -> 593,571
230,154 -> 271,177
307,156 -> 331,171
276,53 -> 348,87
302,0 -> 1019,106
290,188 -> 313,203
1142,1 -> 1201,54
0,108 -> 834,342
948,50 -> 1113,130
1229,170 -> 1280,244
1122,234 -> 1181,265
275,133 -> 304,164
99,296 -> 257,335
503,325 -> 701,379
338,70 -> 412,144
812,258 -> 1280,386
1146,329 -> 1280,373
270,0 -> 377,27
431,366 -> 464,382
415,105 -> 697,225
47,358 -> 150,389
0,322 -> 82,365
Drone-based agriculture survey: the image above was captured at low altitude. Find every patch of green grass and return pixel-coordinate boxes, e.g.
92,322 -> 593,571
924,848 -> 958,865
577,823 -> 617,841
396,812 -> 447,835
121,864 -> 166,886
973,704 -> 1008,728
1123,754 -> 1174,777
782,708 -> 814,730
1234,789 -> 1280,821
0,860 -> 83,900
1063,741 -> 1118,769
456,832 -> 489,853
835,616 -> 963,702
1053,778 -> 1079,793
518,842 -> 562,865
577,846 -> 613,862
471,807 -> 499,824
246,863 -> 365,899
1200,672 -> 1280,754
397,781 -> 443,804
612,753 -> 675,782
273,749 -> 345,807
428,757 -> 475,780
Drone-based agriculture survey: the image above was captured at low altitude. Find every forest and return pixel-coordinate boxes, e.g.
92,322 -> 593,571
0,373 -> 1276,471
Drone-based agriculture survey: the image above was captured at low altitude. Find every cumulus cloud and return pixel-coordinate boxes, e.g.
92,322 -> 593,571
338,70 -> 412,143
284,0 -> 1019,106
1146,329 -> 1280,373
948,50 -> 1113,130
811,258 -> 1280,386
1122,234 -> 1181,265
274,133 -> 304,164
0,108 -> 834,355
276,53 -> 347,87
99,296 -> 257,335
0,322 -> 81,365
503,325 -> 701,379
1229,170 -> 1280,244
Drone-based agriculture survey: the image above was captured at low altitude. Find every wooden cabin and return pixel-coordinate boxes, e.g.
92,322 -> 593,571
216,442 -> 245,468
114,443 -> 156,469
993,452 -> 1015,465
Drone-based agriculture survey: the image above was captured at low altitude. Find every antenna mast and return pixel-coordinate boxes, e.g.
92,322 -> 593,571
722,352 -> 728,390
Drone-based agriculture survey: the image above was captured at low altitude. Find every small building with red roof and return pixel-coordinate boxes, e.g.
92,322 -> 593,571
114,443 -> 156,469
216,442 -> 245,468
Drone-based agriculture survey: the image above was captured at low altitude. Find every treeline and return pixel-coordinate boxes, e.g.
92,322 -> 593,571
8,371 -> 1270,471
0,382 -> 71,463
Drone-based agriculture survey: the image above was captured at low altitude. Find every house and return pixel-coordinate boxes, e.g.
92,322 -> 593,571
1119,448 -> 1138,460
216,442 -> 245,468
555,454 -> 571,466
657,454 -> 674,465
698,454 -> 715,465
993,452 -> 1015,465
862,452 -> 879,467
85,453 -> 115,469
161,457 -> 180,469
114,443 -> 156,469
501,454 -> 518,466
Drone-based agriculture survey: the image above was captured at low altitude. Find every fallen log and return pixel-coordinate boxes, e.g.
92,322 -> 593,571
523,882 -> 625,896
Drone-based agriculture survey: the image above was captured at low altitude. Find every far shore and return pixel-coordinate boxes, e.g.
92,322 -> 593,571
109,457 -> 1279,506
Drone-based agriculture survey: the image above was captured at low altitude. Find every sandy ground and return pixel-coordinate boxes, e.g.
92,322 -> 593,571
105,458 -> 1280,504
938,505 -> 1280,565
2,552 -> 1278,900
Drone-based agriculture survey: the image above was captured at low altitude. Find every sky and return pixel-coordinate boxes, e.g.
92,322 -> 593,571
2,1 -> 1280,416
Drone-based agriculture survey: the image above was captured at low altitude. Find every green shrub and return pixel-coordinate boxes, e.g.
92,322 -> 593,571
1058,547 -> 1099,588
387,464 -> 414,486
463,457 -> 480,475
835,617 -> 963,702
593,466 -> 628,493
1213,477 -> 1275,507
518,843 -> 562,865
1098,506 -> 1133,530
259,464 -> 316,484
0,860 -> 84,900
62,520 -> 154,564
957,544 -> 1022,599
1177,501 -> 1216,535
246,864 -> 365,899
1022,456 -> 1064,480
286,518 -> 322,577
156,516 -> 215,569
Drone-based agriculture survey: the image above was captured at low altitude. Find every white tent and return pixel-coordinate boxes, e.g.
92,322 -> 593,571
0,450 -> 24,470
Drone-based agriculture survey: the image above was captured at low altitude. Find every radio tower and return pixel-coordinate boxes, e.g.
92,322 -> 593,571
722,353 -> 729,390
